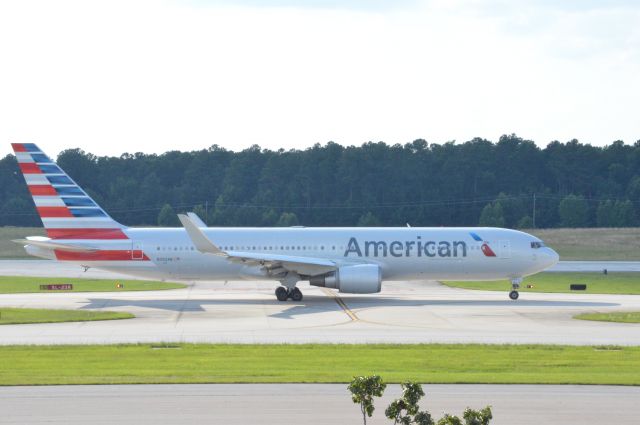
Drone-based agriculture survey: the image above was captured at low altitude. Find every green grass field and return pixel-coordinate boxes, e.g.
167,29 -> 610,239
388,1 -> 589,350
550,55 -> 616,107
0,344 -> 638,386
526,227 -> 640,261
574,312 -> 640,323
0,276 -> 185,293
0,308 -> 134,325
444,272 -> 640,295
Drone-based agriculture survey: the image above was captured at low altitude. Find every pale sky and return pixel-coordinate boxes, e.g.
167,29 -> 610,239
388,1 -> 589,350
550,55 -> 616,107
1,0 -> 639,158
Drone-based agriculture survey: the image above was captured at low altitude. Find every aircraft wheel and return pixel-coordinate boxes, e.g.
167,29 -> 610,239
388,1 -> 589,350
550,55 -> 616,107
290,287 -> 303,302
275,286 -> 288,301
509,290 -> 519,300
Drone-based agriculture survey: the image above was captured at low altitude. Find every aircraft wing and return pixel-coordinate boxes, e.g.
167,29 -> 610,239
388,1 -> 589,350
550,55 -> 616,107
178,214 -> 337,277
12,236 -> 97,253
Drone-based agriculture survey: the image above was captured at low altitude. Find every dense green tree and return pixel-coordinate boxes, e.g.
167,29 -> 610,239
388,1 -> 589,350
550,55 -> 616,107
348,375 -> 387,425
2,137 -> 639,228
157,204 -> 179,227
260,209 -> 279,226
358,212 -> 382,227
437,415 -> 463,425
611,200 -> 635,227
276,212 -> 299,227
596,200 -> 615,227
462,407 -> 493,425
434,407 -> 492,425
478,203 -> 505,227
517,216 -> 533,229
558,195 -> 589,227
385,382 -> 434,425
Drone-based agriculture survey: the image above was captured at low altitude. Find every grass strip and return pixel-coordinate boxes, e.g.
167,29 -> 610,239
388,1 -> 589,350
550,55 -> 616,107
0,344 -> 639,386
528,227 -> 640,261
0,308 -> 134,325
574,312 -> 640,323
0,276 -> 185,293
444,272 -> 640,295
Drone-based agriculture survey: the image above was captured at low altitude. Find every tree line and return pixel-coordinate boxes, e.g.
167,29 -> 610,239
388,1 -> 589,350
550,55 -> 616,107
2,134 -> 640,228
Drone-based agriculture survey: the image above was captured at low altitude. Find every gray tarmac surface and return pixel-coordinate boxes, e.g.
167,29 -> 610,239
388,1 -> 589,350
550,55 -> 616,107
4,259 -> 640,276
1,384 -> 638,425
0,260 -> 639,345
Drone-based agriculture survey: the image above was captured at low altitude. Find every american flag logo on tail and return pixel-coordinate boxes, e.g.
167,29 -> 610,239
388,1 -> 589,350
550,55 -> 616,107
11,143 -> 128,240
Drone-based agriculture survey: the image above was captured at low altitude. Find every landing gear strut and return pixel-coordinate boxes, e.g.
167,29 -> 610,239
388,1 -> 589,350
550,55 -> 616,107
274,286 -> 303,302
509,278 -> 522,300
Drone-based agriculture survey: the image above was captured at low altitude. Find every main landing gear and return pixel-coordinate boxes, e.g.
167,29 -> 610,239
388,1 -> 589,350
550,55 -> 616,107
275,286 -> 303,302
275,272 -> 303,302
509,277 -> 522,300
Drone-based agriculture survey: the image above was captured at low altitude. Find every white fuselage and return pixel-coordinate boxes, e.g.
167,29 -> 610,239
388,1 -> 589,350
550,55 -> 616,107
31,226 -> 559,283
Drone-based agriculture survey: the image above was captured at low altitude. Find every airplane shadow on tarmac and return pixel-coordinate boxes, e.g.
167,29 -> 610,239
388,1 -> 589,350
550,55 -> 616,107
78,296 -> 619,320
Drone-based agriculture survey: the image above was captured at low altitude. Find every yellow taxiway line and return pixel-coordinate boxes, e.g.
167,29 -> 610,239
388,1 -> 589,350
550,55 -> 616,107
321,288 -> 358,321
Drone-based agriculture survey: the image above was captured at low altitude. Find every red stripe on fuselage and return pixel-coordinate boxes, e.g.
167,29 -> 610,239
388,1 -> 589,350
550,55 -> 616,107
11,143 -> 26,152
46,228 -> 129,240
29,185 -> 58,196
37,207 -> 73,218
54,249 -> 149,261
19,163 -> 42,174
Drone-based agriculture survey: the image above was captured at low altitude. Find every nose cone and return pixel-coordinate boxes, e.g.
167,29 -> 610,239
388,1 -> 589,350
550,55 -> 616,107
542,247 -> 560,269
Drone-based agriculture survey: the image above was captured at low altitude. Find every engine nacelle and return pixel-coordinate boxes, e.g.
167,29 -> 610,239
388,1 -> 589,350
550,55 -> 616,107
310,264 -> 381,294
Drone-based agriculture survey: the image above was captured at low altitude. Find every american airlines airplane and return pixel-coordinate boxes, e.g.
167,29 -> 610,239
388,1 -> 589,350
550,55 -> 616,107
11,143 -> 559,302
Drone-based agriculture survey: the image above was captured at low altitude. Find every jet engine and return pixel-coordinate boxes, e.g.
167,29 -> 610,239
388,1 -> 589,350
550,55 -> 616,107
309,264 -> 381,294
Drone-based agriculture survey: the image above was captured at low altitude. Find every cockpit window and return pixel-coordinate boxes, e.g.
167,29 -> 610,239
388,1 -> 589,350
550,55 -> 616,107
530,241 -> 545,249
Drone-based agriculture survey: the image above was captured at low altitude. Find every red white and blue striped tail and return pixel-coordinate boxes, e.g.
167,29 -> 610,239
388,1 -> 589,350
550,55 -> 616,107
11,143 -> 128,240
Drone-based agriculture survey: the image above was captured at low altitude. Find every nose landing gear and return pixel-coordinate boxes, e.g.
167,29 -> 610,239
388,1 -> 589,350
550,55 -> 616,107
509,277 -> 522,300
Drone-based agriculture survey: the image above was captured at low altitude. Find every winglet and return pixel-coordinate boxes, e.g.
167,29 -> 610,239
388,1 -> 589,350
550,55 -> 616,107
186,212 -> 207,227
178,214 -> 226,256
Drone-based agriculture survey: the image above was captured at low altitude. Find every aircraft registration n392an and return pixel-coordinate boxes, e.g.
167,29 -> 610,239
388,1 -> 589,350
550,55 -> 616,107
11,143 -> 559,302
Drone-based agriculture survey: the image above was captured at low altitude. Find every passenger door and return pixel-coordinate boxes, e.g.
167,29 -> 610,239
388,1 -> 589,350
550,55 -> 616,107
131,241 -> 144,260
497,240 -> 511,259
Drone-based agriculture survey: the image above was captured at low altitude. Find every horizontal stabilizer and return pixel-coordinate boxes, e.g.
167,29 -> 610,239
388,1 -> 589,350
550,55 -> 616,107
12,236 -> 97,253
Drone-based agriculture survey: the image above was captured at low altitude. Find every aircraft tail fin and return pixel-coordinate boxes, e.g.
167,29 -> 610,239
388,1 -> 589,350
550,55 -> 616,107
11,143 -> 128,240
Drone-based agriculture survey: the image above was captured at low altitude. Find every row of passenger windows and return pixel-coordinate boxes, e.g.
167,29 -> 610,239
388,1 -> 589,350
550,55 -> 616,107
156,245 -> 342,252
154,245 -> 496,252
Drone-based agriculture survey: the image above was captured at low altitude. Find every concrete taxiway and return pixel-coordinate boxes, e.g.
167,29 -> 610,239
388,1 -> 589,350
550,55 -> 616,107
0,261 -> 639,345
1,384 -> 638,425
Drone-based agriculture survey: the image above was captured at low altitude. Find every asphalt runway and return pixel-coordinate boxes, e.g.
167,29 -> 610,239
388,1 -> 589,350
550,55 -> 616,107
548,260 -> 640,272
1,384 -> 639,425
1,260 -> 639,345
